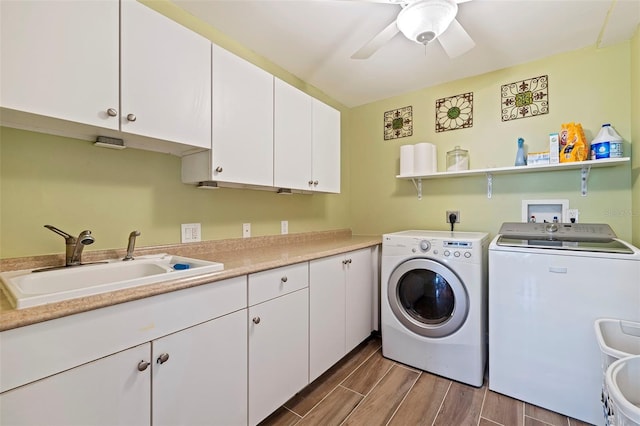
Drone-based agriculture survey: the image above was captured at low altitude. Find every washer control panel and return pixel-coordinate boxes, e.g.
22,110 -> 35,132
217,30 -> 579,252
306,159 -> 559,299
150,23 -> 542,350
387,236 -> 481,263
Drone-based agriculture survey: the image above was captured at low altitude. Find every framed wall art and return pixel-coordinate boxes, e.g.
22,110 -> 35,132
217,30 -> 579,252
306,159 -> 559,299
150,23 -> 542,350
501,75 -> 549,121
384,106 -> 413,140
435,92 -> 473,132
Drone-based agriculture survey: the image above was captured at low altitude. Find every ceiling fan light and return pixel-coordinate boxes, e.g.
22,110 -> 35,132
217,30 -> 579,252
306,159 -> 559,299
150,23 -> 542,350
397,0 -> 458,45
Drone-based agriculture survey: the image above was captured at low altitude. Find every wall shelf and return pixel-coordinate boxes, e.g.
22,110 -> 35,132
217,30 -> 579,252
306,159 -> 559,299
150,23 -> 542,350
396,157 -> 630,200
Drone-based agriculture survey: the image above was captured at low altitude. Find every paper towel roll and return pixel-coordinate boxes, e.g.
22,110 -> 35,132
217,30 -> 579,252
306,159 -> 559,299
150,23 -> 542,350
414,142 -> 436,174
400,145 -> 414,176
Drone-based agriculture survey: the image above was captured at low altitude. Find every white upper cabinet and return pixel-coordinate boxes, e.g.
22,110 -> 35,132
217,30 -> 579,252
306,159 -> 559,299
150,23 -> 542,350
274,78 -> 341,193
182,44 -> 274,187
0,0 -> 120,130
312,99 -> 341,193
274,79 -> 313,191
120,0 -> 211,150
0,0 -> 211,154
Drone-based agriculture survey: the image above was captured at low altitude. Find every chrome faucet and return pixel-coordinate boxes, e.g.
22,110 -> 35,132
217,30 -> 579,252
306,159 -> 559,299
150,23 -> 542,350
44,225 -> 95,266
122,230 -> 141,261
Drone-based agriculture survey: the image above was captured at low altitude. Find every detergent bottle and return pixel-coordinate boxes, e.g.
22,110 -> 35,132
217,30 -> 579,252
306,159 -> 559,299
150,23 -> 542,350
590,123 -> 623,160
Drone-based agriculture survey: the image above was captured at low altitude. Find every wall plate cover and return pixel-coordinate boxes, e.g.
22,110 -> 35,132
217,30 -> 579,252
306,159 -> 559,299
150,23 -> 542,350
181,223 -> 201,243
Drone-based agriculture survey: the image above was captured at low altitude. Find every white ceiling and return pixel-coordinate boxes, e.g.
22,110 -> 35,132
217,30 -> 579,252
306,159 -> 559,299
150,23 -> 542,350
172,0 -> 640,108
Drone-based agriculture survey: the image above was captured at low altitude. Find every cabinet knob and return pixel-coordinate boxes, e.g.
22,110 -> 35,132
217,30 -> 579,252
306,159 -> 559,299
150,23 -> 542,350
343,259 -> 352,265
348,258 -> 353,264
107,108 -> 118,117
252,317 -> 261,324
157,353 -> 170,364
308,180 -> 314,186
281,276 -> 288,283
137,360 -> 150,371
313,180 -> 319,186
215,166 -> 223,173
126,113 -> 137,122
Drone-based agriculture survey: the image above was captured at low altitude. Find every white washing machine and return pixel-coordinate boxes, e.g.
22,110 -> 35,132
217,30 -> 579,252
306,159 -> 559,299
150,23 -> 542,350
381,230 -> 489,387
489,222 -> 640,426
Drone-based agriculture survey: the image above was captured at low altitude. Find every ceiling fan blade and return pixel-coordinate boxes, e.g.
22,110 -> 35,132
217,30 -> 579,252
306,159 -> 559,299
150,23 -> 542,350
351,20 -> 400,59
437,18 -> 475,58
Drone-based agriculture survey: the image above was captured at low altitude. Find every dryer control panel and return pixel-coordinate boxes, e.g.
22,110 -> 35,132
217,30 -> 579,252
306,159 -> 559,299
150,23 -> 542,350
383,234 -> 485,264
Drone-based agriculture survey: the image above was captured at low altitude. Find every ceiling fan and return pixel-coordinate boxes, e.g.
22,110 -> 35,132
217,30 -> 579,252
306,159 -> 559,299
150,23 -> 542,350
351,0 -> 474,59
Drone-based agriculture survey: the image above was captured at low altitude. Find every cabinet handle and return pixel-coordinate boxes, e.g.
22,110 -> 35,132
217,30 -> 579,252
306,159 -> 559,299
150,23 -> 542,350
215,166 -> 223,173
281,276 -> 288,283
252,317 -> 261,324
313,180 -> 319,186
137,360 -> 150,371
157,353 -> 170,364
107,108 -> 118,117
126,113 -> 137,122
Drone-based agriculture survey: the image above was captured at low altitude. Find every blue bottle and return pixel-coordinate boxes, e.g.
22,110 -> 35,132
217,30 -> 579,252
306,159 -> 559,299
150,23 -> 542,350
515,137 -> 526,166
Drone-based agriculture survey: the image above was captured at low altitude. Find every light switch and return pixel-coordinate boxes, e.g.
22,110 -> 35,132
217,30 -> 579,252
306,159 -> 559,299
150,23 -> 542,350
181,223 -> 201,243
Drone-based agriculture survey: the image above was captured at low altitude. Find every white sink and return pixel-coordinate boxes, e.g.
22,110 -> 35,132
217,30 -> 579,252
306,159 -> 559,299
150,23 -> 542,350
0,254 -> 224,309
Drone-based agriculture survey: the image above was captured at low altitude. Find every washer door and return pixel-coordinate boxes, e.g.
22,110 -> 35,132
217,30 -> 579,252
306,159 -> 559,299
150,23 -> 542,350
388,258 -> 469,338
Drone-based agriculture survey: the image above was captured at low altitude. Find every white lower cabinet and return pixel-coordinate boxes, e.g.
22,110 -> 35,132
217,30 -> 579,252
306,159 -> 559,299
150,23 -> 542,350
248,263 -> 309,425
0,311 -> 248,426
309,248 -> 374,381
0,343 -> 151,426
0,249 -> 377,426
152,310 -> 247,426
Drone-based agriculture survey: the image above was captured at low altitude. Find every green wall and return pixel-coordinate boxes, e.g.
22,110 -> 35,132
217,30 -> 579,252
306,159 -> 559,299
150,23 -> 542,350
348,42 -> 634,242
0,127 -> 351,258
0,2 -> 637,258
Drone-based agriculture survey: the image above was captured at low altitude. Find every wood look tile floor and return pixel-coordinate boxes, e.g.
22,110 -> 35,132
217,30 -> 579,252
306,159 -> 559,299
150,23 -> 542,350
260,337 -> 594,426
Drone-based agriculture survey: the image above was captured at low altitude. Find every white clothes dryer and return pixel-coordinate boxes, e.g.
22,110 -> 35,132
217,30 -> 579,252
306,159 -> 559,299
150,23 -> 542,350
381,230 -> 489,387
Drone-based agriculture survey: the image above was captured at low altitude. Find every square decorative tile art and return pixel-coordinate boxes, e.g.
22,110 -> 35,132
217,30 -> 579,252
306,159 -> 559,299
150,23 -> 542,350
435,92 -> 473,132
384,106 -> 413,140
501,75 -> 549,121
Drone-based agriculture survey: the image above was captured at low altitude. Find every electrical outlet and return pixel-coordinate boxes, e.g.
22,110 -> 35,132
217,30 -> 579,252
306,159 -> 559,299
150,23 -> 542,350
446,210 -> 460,223
243,223 -> 251,238
181,223 -> 201,243
567,209 -> 579,223
281,220 -> 288,235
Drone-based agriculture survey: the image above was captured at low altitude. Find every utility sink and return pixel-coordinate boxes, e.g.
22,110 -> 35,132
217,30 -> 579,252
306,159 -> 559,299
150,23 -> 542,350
0,254 -> 224,309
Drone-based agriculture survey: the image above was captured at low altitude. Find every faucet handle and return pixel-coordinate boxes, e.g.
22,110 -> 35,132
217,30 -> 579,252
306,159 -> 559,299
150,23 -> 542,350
44,225 -> 74,242
123,230 -> 141,261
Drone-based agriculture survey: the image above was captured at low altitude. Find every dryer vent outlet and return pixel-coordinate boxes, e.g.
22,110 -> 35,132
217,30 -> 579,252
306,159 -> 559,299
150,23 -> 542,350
446,211 -> 460,223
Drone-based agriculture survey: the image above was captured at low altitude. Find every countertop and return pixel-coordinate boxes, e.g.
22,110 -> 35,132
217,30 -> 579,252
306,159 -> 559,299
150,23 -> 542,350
0,229 -> 381,332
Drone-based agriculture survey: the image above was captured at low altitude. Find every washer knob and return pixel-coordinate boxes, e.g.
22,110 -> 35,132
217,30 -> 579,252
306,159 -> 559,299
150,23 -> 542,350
464,252 -> 472,258
419,240 -> 431,252
545,223 -> 559,233
444,250 -> 451,257
454,251 -> 461,257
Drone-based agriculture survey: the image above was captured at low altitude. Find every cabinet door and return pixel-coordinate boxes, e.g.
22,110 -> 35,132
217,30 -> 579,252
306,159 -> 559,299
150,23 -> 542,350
121,0 -> 211,149
309,254 -> 346,382
0,0 -> 119,130
152,309 -> 247,426
274,79 -> 312,191
249,288 -> 309,425
345,248 -> 374,352
212,44 -> 274,186
311,99 -> 341,193
0,344 -> 150,426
